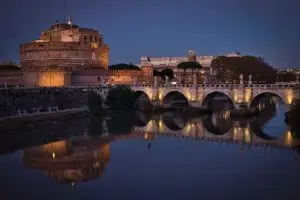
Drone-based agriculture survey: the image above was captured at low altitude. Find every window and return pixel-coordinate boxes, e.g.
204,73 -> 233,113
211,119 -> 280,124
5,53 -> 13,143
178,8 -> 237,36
97,77 -> 101,82
90,36 -> 93,42
84,35 -> 87,44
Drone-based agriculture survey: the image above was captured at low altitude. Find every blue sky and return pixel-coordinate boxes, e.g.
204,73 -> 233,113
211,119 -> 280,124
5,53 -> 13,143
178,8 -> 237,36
0,0 -> 299,68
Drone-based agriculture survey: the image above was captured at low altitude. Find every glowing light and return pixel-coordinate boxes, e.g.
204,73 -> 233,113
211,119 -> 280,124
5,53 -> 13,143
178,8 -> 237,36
145,120 -> 154,132
244,128 -> 251,144
184,123 -> 191,135
223,111 -> 230,119
145,88 -> 153,100
284,130 -> 293,147
38,72 -> 65,87
52,152 -> 55,159
158,91 -> 163,101
144,133 -> 148,140
93,161 -> 100,168
233,89 -> 238,102
287,93 -> 293,105
233,127 -> 238,140
244,88 -> 252,103
158,120 -> 164,132
91,42 -> 98,48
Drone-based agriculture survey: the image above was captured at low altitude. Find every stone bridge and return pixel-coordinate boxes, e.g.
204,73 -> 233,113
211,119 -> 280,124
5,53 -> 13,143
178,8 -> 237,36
130,83 -> 300,109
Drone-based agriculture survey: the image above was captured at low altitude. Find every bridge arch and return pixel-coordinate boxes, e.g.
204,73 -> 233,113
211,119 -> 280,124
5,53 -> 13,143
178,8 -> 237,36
162,113 -> 187,131
201,91 -> 235,110
133,111 -> 151,127
250,91 -> 289,109
249,102 -> 288,140
202,112 -> 233,135
162,91 -> 189,106
133,90 -> 152,105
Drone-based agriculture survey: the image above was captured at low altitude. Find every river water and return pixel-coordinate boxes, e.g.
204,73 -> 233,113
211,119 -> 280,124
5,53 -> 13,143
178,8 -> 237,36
1,103 -> 300,200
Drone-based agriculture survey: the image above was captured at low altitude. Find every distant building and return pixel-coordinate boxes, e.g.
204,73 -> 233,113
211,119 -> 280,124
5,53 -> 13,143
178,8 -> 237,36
139,50 -> 241,83
139,50 -> 240,69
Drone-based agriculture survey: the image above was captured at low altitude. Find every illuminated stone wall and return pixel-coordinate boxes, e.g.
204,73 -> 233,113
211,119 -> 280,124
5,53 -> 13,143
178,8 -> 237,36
37,71 -> 66,87
0,71 -> 23,86
20,22 -> 109,87
20,42 -> 109,69
23,68 -> 71,87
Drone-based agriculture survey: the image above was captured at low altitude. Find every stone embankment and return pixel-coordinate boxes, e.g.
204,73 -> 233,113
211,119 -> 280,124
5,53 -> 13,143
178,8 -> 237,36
0,107 -> 89,131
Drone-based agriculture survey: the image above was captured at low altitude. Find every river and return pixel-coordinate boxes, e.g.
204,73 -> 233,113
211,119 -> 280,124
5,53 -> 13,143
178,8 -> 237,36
0,102 -> 300,200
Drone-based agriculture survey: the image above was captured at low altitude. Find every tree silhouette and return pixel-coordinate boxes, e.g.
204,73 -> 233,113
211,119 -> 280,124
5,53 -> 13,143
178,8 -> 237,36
153,68 -> 174,81
109,63 -> 140,70
177,61 -> 202,71
211,56 -> 276,83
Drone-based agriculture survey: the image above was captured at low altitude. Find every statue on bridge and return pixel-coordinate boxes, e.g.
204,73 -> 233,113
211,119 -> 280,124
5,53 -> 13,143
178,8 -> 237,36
193,74 -> 197,85
154,76 -> 158,85
165,75 -> 169,84
239,74 -> 244,85
248,74 -> 252,84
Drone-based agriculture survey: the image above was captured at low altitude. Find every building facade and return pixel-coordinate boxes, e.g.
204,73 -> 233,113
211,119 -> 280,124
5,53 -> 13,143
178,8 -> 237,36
16,18 -> 152,87
139,50 -> 240,84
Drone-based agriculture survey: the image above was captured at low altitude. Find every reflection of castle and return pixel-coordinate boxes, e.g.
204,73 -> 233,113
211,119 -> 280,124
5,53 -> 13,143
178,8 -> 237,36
23,138 -> 110,185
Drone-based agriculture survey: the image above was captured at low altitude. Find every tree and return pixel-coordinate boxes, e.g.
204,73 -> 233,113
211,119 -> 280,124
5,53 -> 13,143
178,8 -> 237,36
153,69 -> 161,76
211,56 -> 276,83
88,91 -> 104,116
106,85 -> 135,110
276,72 -> 296,82
109,63 -> 140,70
177,61 -> 202,83
160,68 -> 174,80
153,68 -> 174,81
177,61 -> 202,71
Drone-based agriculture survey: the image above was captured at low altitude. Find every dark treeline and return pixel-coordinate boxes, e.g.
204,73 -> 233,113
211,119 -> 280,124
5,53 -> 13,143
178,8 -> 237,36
211,56 -> 277,83
177,61 -> 202,71
153,68 -> 174,80
109,63 -> 140,70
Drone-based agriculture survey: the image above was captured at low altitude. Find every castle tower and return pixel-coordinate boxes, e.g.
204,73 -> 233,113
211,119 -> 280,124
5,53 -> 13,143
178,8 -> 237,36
188,50 -> 196,62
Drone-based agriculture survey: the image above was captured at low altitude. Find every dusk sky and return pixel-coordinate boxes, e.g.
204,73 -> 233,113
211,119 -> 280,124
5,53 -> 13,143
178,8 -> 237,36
0,0 -> 299,68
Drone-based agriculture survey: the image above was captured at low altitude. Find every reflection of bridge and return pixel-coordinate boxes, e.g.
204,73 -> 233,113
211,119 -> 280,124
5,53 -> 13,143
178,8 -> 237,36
130,83 -> 300,109
130,116 -> 298,149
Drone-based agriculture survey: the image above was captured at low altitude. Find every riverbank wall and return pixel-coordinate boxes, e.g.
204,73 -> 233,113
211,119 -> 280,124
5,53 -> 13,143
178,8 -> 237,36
0,107 -> 89,131
0,87 -> 91,117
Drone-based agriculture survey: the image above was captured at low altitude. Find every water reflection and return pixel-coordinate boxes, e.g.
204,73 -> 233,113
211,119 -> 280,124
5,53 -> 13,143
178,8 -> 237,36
17,101 -> 300,188
23,139 -> 111,186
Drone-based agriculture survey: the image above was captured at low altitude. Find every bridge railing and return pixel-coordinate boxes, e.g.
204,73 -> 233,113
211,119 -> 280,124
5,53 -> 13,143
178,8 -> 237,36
0,83 -> 298,91
131,83 -> 298,89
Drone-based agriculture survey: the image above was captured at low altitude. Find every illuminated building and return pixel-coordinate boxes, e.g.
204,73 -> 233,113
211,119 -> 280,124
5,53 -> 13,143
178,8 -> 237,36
18,17 -> 152,87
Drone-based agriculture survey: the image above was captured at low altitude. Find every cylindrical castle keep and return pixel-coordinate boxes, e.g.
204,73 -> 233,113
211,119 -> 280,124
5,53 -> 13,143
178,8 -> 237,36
19,21 -> 109,87
20,23 -> 109,69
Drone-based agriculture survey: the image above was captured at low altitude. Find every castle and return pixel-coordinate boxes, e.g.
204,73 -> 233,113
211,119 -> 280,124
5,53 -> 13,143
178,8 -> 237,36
0,17 -> 153,87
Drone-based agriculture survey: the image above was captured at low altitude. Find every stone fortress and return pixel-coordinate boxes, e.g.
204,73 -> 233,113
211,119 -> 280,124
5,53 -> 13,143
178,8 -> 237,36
1,17 -> 153,87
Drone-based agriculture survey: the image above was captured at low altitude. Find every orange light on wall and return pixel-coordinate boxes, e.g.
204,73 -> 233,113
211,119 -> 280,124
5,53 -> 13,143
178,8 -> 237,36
38,72 -> 65,87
